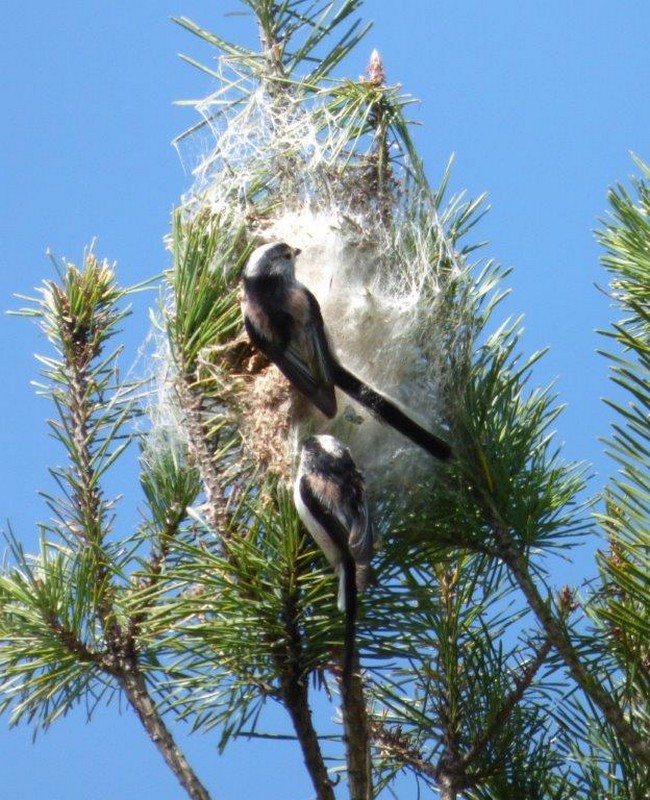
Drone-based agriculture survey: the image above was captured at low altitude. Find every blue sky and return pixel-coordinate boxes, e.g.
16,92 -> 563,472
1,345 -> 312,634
1,2 -> 649,798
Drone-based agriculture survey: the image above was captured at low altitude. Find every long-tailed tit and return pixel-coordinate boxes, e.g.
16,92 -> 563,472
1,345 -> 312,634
294,435 -> 372,692
242,242 -> 453,461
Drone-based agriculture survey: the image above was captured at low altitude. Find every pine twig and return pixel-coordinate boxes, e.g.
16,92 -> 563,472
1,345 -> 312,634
370,721 -> 437,782
493,522 -> 650,767
54,275 -> 128,650
277,581 -> 335,800
119,666 -> 212,800
175,377 -> 232,539
281,676 -> 335,800
44,591 -> 212,800
341,659 -> 373,800
46,257 -> 213,800
43,611 -> 105,667
460,634 -> 553,776
432,566 -> 467,799
435,672 -> 466,799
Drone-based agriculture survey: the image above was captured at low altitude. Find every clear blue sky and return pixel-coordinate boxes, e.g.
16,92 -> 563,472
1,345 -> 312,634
1,2 -> 649,798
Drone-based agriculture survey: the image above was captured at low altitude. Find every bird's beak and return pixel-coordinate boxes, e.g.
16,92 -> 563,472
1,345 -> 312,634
292,247 -> 302,257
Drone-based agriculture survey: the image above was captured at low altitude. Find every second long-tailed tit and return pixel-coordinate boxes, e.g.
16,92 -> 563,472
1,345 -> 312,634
294,435 -> 372,692
241,242 -> 453,461
294,434 -> 373,609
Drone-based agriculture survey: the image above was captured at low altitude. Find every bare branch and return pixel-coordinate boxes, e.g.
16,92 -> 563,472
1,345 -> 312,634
119,667 -> 212,800
341,661 -> 373,800
276,581 -> 335,800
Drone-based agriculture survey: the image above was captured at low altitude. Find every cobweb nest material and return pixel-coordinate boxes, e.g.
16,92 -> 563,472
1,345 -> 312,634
239,206 -> 452,491
173,61 -> 464,494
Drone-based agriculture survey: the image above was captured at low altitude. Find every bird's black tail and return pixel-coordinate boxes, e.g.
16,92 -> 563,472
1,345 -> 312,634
331,362 -> 453,462
341,556 -> 357,701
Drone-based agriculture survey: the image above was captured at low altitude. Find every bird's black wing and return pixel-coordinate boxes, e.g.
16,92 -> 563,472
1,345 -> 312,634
299,473 -> 353,560
337,455 -> 372,573
299,474 -> 357,695
256,287 -> 337,417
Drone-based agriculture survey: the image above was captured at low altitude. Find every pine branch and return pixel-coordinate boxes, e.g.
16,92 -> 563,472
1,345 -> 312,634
341,661 -> 373,800
460,634 -> 553,773
42,608 -> 105,667
371,721 -> 437,783
433,567 -> 468,799
51,276 -> 123,640
175,377 -> 234,537
119,667 -> 211,800
275,555 -> 335,800
130,437 -> 203,642
591,158 -> 650,735
278,665 -> 335,800
148,481 -> 341,794
492,521 -> 650,767
164,210 -> 252,543
6,251 -> 213,799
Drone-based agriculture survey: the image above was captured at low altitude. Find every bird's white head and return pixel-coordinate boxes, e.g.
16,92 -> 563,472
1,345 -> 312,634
312,434 -> 346,458
300,435 -> 349,471
244,241 -> 302,281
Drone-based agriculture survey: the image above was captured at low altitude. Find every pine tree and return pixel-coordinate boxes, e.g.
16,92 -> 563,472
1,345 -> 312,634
1,3 -> 648,799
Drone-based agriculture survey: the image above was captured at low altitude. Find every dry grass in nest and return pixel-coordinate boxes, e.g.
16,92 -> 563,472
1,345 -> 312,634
239,365 -> 295,480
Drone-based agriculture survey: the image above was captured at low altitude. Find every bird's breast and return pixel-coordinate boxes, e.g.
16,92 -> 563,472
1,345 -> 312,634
286,286 -> 311,326
241,296 -> 277,344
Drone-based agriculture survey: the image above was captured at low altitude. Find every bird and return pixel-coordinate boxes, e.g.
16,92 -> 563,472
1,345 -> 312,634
294,434 -> 373,693
241,241 -> 453,461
